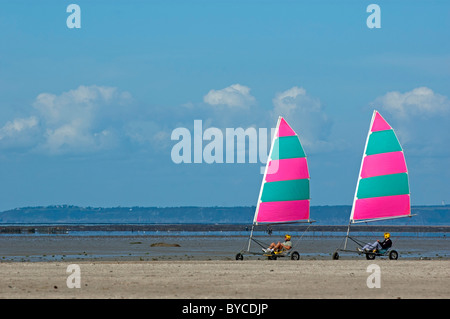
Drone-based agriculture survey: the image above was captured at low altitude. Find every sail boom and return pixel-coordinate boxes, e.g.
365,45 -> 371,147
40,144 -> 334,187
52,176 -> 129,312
254,219 -> 315,226
351,214 -> 416,224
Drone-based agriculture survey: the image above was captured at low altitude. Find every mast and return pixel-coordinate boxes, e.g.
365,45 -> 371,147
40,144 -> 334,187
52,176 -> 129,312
253,116 -> 281,226
349,110 -> 377,224
345,111 -> 376,250
247,117 -> 281,252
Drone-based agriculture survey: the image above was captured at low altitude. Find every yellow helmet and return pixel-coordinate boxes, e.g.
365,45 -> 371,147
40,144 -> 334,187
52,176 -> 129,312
384,232 -> 390,239
285,234 -> 291,240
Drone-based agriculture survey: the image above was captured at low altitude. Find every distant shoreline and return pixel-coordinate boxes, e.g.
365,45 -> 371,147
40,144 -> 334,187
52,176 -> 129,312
1,223 -> 449,235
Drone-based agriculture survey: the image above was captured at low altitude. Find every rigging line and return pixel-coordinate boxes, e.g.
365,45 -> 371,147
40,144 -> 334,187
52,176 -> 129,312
338,234 -> 347,250
367,221 -> 378,239
293,223 -> 313,248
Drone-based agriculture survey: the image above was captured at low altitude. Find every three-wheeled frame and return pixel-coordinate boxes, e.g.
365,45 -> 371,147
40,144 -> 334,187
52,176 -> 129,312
235,222 -> 313,261
236,236 -> 301,261
332,233 -> 399,260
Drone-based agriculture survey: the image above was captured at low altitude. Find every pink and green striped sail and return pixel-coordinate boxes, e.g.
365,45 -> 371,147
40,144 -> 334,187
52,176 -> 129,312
253,117 -> 310,224
350,110 -> 411,223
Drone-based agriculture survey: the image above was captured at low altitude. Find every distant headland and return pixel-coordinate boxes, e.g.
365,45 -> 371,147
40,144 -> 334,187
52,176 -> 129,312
0,205 -> 449,226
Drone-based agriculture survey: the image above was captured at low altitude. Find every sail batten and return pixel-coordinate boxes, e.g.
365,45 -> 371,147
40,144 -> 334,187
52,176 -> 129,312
350,111 -> 411,223
253,117 -> 310,224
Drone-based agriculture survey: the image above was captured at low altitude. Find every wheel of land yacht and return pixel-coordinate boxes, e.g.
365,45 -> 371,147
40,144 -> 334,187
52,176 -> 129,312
290,251 -> 300,260
366,252 -> 376,260
235,253 -> 243,260
389,250 -> 398,260
332,251 -> 339,260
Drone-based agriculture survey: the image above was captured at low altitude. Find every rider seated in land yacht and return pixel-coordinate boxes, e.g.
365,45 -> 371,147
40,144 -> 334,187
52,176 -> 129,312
263,234 -> 292,253
360,232 -> 392,253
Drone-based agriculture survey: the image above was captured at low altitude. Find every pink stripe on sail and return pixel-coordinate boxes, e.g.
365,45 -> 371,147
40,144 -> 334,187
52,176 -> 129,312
352,194 -> 410,221
360,151 -> 407,178
277,117 -> 296,137
371,111 -> 392,132
265,158 -> 309,182
256,200 -> 310,223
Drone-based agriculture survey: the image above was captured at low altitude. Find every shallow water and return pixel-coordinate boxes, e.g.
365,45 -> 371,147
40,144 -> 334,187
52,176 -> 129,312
0,232 -> 448,262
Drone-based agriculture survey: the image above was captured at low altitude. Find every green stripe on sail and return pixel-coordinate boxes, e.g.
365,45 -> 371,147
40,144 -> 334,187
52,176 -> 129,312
357,173 -> 409,199
365,130 -> 402,155
260,179 -> 310,202
270,136 -> 305,160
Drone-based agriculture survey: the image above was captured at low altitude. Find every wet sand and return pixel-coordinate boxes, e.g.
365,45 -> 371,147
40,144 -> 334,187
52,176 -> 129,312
0,260 -> 449,299
1,234 -> 448,261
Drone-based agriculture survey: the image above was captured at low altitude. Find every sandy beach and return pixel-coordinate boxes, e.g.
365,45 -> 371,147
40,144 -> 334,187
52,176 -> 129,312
1,234 -> 449,301
0,260 -> 449,299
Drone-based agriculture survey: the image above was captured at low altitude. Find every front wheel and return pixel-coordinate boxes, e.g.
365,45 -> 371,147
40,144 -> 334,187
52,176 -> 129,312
235,253 -> 243,260
389,250 -> 399,260
290,251 -> 300,260
332,251 -> 339,260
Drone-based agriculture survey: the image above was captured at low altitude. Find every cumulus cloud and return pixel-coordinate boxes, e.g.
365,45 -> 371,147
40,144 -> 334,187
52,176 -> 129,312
203,84 -> 255,108
0,85 -> 132,154
0,116 -> 40,150
272,86 -> 333,152
373,87 -> 450,157
0,116 -> 38,137
32,85 -> 131,154
374,87 -> 450,119
124,120 -> 172,150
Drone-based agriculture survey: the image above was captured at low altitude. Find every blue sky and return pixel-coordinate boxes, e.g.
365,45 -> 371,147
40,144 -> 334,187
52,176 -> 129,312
0,1 -> 449,211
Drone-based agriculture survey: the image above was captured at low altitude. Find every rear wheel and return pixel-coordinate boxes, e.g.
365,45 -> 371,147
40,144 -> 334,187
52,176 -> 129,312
290,251 -> 300,260
332,251 -> 339,260
389,250 -> 398,260
366,253 -> 376,260
235,253 -> 243,260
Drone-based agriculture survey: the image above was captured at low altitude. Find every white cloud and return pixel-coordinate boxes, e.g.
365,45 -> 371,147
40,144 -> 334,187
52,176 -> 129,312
374,87 -> 450,119
34,85 -> 130,154
33,85 -> 130,124
203,84 -> 255,108
0,116 -> 40,150
272,86 -> 333,152
124,120 -> 172,150
273,86 -> 308,115
0,85 -> 131,154
373,87 -> 450,158
0,116 -> 38,138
